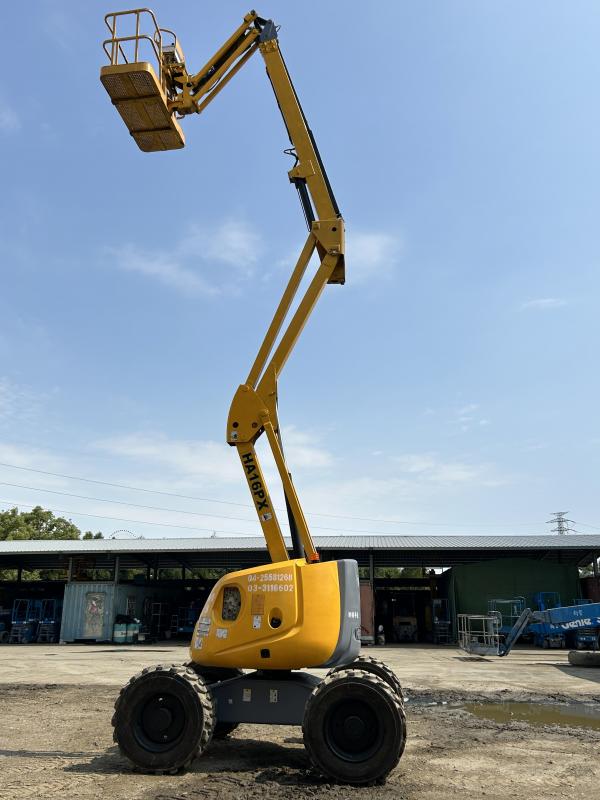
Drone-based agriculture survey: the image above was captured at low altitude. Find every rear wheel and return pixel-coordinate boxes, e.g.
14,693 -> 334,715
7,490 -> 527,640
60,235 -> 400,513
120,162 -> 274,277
328,656 -> 404,702
112,663 -> 214,773
186,663 -> 243,739
303,668 -> 406,785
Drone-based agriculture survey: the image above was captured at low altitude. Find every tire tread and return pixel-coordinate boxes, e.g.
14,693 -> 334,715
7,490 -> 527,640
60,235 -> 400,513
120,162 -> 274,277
328,656 -> 405,703
111,662 -> 214,773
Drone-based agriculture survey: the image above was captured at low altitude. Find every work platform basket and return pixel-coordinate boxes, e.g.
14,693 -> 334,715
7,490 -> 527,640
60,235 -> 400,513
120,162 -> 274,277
100,8 -> 185,151
458,613 -> 501,656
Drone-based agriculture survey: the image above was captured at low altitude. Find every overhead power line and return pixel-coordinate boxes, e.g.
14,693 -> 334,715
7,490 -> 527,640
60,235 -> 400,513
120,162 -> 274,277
0,490 -> 553,539
576,521 -> 600,532
0,461 -> 251,509
0,480 -> 408,535
1,481 -> 550,536
0,481 -> 258,524
0,460 -> 542,529
0,497 -> 256,536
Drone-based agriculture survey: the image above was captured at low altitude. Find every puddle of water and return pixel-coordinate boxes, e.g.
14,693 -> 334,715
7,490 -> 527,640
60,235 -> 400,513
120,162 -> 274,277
465,702 -> 600,731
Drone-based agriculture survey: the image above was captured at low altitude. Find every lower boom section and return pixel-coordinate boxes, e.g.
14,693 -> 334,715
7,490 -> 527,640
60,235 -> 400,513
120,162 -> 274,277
189,558 -> 361,670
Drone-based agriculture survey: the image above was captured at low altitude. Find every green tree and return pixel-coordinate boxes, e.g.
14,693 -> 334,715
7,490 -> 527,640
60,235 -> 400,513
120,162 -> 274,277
0,507 -> 105,580
0,506 -> 80,541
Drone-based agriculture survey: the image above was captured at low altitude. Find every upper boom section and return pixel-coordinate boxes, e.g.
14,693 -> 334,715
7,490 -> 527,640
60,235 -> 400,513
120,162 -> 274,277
100,8 -> 343,280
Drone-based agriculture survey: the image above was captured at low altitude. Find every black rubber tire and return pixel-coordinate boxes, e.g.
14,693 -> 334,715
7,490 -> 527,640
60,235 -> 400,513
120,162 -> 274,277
112,663 -> 214,773
328,656 -> 404,703
185,663 -> 243,739
303,668 -> 406,785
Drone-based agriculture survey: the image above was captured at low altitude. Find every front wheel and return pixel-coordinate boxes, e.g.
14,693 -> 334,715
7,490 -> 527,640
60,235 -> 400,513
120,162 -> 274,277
112,663 -> 214,773
303,668 -> 406,785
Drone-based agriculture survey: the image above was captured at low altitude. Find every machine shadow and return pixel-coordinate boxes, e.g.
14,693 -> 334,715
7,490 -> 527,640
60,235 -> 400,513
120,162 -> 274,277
0,748 -> 99,759
63,738 -> 309,777
552,664 -> 600,685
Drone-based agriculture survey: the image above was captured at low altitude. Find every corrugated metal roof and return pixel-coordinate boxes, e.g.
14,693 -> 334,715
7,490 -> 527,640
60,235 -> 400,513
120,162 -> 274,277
0,534 -> 598,556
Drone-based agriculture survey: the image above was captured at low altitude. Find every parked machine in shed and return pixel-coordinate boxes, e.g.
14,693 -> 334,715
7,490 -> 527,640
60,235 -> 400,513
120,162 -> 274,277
499,600 -> 600,656
9,598 -> 42,643
100,8 -> 406,784
171,601 -> 203,638
0,608 -> 10,643
529,592 -> 565,649
432,598 -> 451,644
459,600 -> 600,656
37,598 -> 63,643
487,597 -> 526,641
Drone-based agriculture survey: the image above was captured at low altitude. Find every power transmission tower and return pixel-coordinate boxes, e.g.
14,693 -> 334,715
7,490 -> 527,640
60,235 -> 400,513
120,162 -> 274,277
546,511 -> 574,535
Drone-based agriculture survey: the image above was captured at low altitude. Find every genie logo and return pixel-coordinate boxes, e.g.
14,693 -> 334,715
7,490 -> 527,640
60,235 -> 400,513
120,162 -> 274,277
551,618 -> 594,631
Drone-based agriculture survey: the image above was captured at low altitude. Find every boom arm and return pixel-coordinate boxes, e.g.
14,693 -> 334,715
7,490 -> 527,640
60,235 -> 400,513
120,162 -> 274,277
499,601 -> 600,656
101,10 -> 345,564
498,608 -> 536,656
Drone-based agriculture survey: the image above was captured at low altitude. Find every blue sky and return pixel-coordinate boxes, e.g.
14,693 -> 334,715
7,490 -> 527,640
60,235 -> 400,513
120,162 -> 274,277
1,0 -> 599,539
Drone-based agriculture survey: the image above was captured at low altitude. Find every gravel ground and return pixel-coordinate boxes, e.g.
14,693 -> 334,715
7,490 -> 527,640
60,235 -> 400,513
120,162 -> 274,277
1,683 -> 599,800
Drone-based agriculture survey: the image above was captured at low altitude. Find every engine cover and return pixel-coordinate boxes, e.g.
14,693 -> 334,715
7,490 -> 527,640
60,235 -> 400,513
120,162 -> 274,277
190,558 -> 361,670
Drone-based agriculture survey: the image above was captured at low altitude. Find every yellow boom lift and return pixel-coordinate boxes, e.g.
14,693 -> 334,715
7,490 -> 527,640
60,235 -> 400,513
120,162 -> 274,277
101,8 -> 406,784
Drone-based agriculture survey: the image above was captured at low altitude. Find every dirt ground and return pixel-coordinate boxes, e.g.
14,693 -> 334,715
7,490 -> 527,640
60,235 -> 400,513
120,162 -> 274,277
0,645 -> 599,800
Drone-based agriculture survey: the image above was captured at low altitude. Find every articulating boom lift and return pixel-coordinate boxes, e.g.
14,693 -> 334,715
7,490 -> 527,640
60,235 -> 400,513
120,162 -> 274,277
101,9 -> 406,784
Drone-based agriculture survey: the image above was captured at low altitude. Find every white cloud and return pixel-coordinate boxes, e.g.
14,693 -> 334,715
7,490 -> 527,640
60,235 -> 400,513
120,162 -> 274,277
346,230 -> 403,284
0,435 -> 262,538
393,454 -> 438,474
301,475 -> 420,525
108,219 -> 263,296
520,297 -> 567,311
292,452 -> 511,528
0,441 -> 64,474
279,425 -> 333,469
0,431 -> 513,538
93,433 -> 240,486
108,243 -> 217,296
0,105 -> 19,133
179,220 -> 262,271
458,403 -> 479,416
393,452 -> 490,485
0,378 -> 40,428
451,402 -> 490,433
